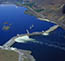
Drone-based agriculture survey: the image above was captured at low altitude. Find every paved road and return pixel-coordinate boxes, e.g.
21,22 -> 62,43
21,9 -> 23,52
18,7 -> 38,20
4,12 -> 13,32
3,37 -> 16,47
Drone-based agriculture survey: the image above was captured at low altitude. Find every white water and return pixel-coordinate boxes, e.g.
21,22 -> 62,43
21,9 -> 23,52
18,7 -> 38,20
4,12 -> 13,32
14,34 -> 65,51
30,41 -> 65,51
15,35 -> 65,51
15,35 -> 35,43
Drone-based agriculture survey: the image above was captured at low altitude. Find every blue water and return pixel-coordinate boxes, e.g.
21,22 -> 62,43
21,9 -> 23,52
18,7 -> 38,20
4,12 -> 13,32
0,5 -> 65,61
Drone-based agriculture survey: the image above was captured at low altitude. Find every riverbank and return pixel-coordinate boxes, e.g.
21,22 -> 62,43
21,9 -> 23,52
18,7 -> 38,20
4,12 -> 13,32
0,46 -> 35,61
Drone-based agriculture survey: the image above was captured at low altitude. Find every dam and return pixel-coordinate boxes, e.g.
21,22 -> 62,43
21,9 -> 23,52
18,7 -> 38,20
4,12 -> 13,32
3,37 -> 16,47
0,1 -> 65,61
3,25 -> 59,47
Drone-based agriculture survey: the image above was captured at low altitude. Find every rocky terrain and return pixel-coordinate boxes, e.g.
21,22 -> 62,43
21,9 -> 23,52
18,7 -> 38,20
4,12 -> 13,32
25,0 -> 65,30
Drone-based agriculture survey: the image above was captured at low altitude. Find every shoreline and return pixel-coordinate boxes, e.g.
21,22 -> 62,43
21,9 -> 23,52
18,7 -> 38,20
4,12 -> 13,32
0,46 -> 35,61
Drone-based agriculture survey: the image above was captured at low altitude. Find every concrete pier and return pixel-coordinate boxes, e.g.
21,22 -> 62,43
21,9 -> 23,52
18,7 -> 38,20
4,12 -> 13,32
3,37 -> 16,47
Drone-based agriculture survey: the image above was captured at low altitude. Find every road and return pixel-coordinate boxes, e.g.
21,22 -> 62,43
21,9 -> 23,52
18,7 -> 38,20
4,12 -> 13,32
3,37 -> 16,47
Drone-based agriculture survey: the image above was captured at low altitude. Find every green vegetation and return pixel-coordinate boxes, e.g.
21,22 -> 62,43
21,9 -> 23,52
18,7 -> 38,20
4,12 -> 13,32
23,2 -> 35,7
34,9 -> 44,12
24,10 -> 34,16
22,2 -> 44,12
24,10 -> 37,17
15,2 -> 22,6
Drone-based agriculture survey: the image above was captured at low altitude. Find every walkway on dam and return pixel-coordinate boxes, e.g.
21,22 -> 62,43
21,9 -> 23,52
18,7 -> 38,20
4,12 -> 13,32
3,25 -> 59,47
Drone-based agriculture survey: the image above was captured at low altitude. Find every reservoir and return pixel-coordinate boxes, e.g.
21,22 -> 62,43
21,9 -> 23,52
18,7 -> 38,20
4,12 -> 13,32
0,4 -> 65,61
